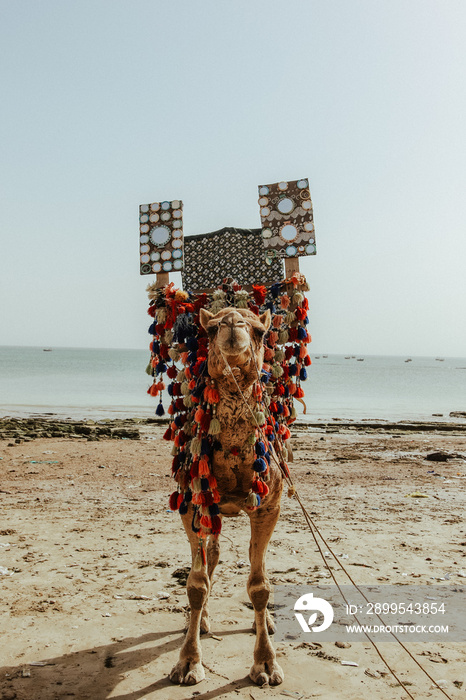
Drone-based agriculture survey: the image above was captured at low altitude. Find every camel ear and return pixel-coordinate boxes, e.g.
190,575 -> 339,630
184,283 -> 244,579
199,308 -> 214,330
259,309 -> 272,331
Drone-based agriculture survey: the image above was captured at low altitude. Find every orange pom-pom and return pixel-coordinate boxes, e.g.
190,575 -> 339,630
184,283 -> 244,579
194,407 -> 204,423
198,458 -> 210,476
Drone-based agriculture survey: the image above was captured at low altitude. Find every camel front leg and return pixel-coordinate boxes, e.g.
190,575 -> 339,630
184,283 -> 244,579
200,532 -> 221,633
169,508 -> 208,685
247,505 -> 284,686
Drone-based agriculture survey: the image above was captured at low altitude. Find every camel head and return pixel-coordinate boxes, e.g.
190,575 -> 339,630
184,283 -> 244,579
199,307 -> 271,379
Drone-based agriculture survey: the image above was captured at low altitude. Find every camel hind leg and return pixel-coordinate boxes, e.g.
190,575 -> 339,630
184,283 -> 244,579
247,504 -> 284,686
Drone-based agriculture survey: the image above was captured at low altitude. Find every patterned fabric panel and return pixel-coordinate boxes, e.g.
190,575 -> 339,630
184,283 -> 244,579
182,227 -> 283,291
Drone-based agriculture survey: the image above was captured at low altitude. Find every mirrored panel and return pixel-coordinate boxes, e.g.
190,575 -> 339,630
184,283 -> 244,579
139,199 -> 184,275
257,178 -> 316,260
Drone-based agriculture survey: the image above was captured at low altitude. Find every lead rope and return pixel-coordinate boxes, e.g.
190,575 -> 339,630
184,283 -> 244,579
219,343 -> 453,700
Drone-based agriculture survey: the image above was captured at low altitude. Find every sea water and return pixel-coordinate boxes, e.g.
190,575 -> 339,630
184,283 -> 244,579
0,346 -> 465,423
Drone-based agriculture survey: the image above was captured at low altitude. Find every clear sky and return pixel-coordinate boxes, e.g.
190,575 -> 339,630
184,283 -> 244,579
1,0 -> 465,356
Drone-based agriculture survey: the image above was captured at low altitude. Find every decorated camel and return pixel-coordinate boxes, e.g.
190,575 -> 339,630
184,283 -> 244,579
146,278 -> 311,686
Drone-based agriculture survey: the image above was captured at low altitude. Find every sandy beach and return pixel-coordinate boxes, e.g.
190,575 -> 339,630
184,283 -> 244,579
1,419 -> 465,700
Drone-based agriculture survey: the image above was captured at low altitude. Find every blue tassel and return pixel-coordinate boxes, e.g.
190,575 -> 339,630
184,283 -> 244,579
156,361 -> 167,375
284,386 -> 290,398
300,367 -> 308,381
151,340 -> 160,354
148,321 -> 156,335
298,327 -> 307,340
209,504 -> 219,515
167,383 -> 174,397
201,477 -> 210,491
187,351 -> 197,363
265,301 -> 276,313
185,490 -> 192,503
293,344 -> 300,357
174,415 -> 184,428
156,402 -> 165,416
289,364 -> 298,376
264,451 -> 271,464
179,500 -> 188,515
255,441 -> 266,456
276,402 -> 284,415
192,382 -> 205,399
271,283 -> 281,298
253,458 -> 267,473
201,438 -> 211,455
186,336 -> 198,351
178,451 -> 186,464
304,315 -> 309,325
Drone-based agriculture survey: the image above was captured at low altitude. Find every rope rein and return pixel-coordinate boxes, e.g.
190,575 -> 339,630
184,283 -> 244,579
217,340 -> 453,700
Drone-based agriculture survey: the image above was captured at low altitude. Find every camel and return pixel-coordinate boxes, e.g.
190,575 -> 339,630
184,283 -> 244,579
169,306 -> 285,687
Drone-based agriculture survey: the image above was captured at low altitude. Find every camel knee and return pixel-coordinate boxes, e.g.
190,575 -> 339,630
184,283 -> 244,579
186,572 -> 209,610
248,578 -> 271,612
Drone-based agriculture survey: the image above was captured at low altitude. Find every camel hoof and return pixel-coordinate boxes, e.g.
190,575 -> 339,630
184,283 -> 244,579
169,660 -> 205,685
249,660 -> 284,686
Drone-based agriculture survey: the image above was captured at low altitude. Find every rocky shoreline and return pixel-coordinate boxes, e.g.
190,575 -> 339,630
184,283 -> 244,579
0,414 -> 465,443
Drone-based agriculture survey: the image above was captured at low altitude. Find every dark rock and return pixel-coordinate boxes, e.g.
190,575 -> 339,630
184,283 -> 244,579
74,425 -> 93,435
426,452 -> 451,462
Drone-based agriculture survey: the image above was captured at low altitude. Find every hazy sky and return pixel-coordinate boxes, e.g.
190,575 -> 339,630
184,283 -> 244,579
1,0 -> 465,356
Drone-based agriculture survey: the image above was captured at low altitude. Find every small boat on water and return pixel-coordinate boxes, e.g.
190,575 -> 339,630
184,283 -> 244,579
405,358 -> 412,363
323,355 -> 328,358
435,358 -> 445,361
357,358 -> 364,361
43,348 -> 52,352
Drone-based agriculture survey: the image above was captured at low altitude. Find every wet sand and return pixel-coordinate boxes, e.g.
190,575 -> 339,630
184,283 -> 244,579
1,421 -> 465,700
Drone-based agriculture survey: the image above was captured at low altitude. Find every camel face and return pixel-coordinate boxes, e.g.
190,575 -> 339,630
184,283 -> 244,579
200,307 -> 271,362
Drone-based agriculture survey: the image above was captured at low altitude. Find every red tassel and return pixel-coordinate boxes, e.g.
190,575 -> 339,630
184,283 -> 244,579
207,474 -> 217,488
194,407 -> 204,423
295,387 -> 305,399
163,428 -> 173,441
201,413 -> 211,433
169,491 -> 179,510
200,515 -> 212,528
190,460 -> 199,478
211,515 -> 222,534
166,365 -> 178,379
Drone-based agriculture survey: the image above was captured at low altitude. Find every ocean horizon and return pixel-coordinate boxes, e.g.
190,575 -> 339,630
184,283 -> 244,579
1,345 -> 465,423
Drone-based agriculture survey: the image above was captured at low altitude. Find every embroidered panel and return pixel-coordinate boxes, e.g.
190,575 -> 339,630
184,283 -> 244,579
182,227 -> 283,291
